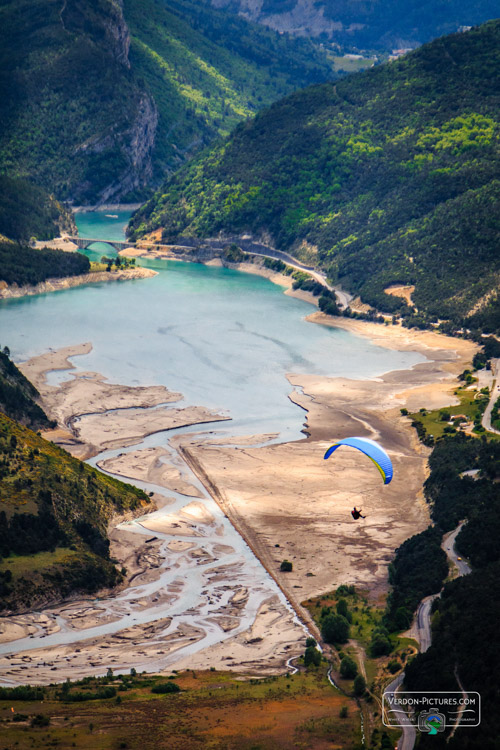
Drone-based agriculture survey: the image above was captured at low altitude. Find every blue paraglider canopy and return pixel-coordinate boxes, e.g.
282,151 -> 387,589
324,437 -> 393,485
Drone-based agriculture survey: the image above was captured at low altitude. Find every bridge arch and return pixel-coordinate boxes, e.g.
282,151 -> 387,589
69,237 -> 136,253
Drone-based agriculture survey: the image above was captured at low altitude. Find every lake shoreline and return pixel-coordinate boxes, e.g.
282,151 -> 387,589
0,267 -> 158,301
171,322 -> 476,608
71,203 -> 143,213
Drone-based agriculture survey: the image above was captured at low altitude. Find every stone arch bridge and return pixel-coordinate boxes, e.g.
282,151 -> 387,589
68,237 -> 137,253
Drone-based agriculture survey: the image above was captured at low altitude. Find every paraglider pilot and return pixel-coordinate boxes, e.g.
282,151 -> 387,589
351,507 -> 365,520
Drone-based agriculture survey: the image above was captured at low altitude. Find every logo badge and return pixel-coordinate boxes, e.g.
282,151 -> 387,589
418,711 -> 446,734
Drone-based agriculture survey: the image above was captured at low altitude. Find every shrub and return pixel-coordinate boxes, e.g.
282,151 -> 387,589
387,659 -> 401,674
151,682 -> 180,694
31,714 -> 50,727
304,645 -> 321,667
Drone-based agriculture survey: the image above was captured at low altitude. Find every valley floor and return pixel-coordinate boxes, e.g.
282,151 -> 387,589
0,316 -> 477,684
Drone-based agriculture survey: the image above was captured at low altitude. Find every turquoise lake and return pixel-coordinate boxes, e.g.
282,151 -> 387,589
1,211 -> 425,441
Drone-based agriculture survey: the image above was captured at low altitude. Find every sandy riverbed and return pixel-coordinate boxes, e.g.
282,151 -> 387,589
21,343 -> 229,459
0,315 -> 477,683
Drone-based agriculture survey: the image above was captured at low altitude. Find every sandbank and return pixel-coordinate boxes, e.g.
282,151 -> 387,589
19,343 -> 228,459
99,446 -> 204,497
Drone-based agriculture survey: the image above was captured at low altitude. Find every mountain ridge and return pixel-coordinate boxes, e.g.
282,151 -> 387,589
207,0 -> 499,51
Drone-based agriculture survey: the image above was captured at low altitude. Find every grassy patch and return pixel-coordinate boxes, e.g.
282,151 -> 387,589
329,54 -> 376,72
303,587 -> 386,651
0,670 -> 361,749
0,548 -> 80,578
408,380 -> 495,440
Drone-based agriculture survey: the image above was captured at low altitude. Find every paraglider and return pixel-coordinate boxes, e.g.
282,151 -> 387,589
324,437 -> 393,520
324,437 -> 393,484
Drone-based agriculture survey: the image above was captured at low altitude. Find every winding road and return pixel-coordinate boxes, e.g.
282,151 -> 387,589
384,522 -> 471,749
481,358 -> 500,435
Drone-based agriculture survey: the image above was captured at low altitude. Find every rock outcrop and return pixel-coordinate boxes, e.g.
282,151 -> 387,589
95,94 -> 159,206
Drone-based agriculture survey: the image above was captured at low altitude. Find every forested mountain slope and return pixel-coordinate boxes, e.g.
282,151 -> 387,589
0,349 -> 54,431
125,0 -> 333,181
0,239 -> 90,288
0,176 -> 75,242
0,350 -> 150,611
0,0 -> 334,204
385,434 -> 500,747
208,0 -> 499,51
131,21 -> 500,330
0,413 -> 149,611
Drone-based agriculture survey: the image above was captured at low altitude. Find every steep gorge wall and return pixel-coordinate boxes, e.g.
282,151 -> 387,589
0,0 -> 158,205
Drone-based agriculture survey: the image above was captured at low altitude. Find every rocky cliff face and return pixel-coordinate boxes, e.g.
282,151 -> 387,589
96,94 -> 159,205
63,0 -> 158,203
0,0 -> 159,205
103,0 -> 131,67
64,0 -> 131,67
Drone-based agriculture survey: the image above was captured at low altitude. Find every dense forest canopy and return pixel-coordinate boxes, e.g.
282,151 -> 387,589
131,20 -> 500,330
0,240 -> 90,287
0,176 -> 74,242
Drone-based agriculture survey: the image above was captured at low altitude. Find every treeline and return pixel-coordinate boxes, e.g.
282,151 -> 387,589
0,240 -> 90,287
131,21 -> 500,334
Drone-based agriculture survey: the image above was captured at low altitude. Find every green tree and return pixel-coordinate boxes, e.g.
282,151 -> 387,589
304,645 -> 321,667
353,674 -> 366,696
340,656 -> 358,678
336,598 -> 352,622
369,627 -> 392,657
321,614 -> 350,644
